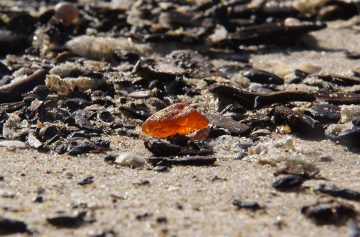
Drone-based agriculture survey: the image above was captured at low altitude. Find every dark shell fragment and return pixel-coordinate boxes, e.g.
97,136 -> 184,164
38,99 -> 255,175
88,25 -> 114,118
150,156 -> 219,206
146,156 -> 216,166
206,113 -> 251,136
144,139 -> 213,157
332,127 -> 360,149
209,84 -> 260,109
132,61 -> 177,82
55,138 -> 110,156
0,68 -> 48,104
316,93 -> 360,105
243,69 -> 284,85
255,91 -> 316,109
215,21 -> 326,47
274,105 -> 324,138
308,104 -> 340,124
316,73 -> 360,86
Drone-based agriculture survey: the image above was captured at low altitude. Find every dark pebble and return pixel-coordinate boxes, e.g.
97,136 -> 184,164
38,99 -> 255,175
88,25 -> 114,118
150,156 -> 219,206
232,200 -> 262,211
210,175 -> 227,182
156,216 -> 167,224
68,144 -> 93,156
135,213 -> 152,221
33,195 -> 44,203
301,202 -> 356,225
104,154 -> 117,163
78,176 -> 94,186
47,211 -> 88,228
320,156 -> 333,162
0,217 -> 29,235
272,175 -> 304,191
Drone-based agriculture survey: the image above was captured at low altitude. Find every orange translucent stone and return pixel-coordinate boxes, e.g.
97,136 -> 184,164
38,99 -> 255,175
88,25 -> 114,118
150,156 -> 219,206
142,103 -> 209,139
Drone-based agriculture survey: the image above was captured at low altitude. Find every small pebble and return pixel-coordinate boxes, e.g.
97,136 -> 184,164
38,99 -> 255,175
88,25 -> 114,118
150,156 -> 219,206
232,200 -> 262,211
104,154 -> 117,163
78,176 -> 94,186
156,216 -> 167,224
33,195 -> 44,203
115,152 -> 145,168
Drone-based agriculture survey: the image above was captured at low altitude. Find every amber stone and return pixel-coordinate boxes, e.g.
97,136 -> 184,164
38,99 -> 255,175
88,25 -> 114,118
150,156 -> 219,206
142,103 -> 209,139
54,2 -> 80,25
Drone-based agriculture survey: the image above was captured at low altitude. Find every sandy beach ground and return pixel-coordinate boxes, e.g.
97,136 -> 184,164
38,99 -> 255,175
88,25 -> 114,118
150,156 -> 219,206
0,21 -> 360,236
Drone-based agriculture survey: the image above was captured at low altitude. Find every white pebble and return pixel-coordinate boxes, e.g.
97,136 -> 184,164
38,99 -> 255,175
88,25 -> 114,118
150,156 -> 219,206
115,152 -> 145,168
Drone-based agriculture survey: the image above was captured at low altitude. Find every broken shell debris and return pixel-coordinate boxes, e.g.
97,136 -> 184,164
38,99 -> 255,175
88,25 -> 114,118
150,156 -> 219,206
0,0 -> 360,235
